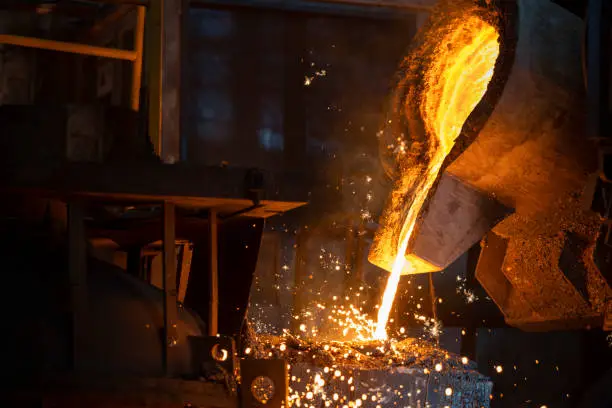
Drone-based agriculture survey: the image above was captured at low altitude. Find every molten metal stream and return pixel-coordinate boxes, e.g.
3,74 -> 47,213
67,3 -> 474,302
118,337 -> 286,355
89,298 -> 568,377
374,17 -> 500,340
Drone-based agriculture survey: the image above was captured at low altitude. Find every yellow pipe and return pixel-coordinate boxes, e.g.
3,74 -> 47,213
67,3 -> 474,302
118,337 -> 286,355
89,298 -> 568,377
130,6 -> 146,111
0,34 -> 138,61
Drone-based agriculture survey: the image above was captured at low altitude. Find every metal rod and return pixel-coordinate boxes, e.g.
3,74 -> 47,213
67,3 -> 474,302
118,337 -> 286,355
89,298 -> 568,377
428,272 -> 438,345
162,201 -> 178,376
0,34 -> 138,61
208,209 -> 219,336
131,5 -> 147,111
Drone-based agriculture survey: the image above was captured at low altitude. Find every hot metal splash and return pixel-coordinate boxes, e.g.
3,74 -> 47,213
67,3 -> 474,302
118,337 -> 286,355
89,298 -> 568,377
245,1 -> 502,407
372,13 -> 500,340
247,334 -> 492,408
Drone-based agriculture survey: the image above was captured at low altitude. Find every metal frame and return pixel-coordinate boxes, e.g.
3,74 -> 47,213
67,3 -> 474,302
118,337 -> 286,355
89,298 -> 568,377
0,6 -> 146,112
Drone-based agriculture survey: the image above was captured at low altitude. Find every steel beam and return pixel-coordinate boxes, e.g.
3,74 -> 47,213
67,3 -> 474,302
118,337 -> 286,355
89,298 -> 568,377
162,201 -> 178,375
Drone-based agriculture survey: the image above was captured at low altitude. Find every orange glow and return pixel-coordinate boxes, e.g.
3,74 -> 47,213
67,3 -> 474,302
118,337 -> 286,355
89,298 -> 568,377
374,17 -> 500,340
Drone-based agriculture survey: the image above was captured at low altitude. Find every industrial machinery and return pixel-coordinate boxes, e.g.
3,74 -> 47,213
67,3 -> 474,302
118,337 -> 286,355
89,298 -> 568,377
0,0 -> 610,407
372,0 -> 612,332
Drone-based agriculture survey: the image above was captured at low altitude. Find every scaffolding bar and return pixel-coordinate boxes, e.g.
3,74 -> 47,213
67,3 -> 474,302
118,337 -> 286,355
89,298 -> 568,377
131,6 -> 147,111
0,34 -> 138,61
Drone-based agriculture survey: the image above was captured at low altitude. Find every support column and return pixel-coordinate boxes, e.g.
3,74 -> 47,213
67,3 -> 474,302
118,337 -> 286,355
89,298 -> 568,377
162,201 -> 178,375
147,0 -> 182,162
208,209 -> 219,336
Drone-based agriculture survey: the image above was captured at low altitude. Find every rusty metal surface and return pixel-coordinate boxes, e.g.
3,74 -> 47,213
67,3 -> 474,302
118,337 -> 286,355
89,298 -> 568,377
475,231 -> 534,322
475,224 -> 610,331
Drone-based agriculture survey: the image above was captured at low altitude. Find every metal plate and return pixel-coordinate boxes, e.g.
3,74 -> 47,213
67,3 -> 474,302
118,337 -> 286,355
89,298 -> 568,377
240,359 -> 288,408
